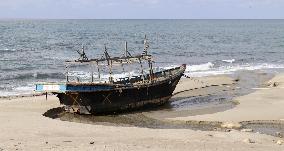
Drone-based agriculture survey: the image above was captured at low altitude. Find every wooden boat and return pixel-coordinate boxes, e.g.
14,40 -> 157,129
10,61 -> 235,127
35,36 -> 186,114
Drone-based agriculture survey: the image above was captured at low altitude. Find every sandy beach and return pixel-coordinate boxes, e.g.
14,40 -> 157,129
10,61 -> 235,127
1,72 -> 284,150
170,73 -> 284,122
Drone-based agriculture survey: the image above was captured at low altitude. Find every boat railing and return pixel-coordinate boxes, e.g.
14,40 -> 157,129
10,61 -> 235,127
64,35 -> 155,84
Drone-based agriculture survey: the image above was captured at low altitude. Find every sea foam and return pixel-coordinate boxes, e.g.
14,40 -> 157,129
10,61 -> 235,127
222,59 -> 235,63
185,63 -> 284,77
186,62 -> 214,72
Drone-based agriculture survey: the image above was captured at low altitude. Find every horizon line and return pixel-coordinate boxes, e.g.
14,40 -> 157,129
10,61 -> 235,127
0,18 -> 284,20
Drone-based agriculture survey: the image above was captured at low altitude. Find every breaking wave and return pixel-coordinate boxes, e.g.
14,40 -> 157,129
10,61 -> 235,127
186,62 -> 214,72
185,63 -> 284,77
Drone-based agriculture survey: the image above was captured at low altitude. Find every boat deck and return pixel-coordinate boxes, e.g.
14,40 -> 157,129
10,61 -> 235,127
35,65 -> 185,93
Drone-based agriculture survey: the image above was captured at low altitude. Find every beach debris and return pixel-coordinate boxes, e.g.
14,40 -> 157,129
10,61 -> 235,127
206,134 -> 213,137
90,141 -> 95,144
243,138 -> 255,144
63,140 -> 72,143
241,129 -> 253,132
213,127 -> 221,131
276,132 -> 282,138
267,81 -> 279,87
273,82 -> 279,87
221,122 -> 242,129
234,78 -> 240,82
225,129 -> 232,132
45,141 -> 48,144
231,100 -> 240,105
276,140 -> 284,145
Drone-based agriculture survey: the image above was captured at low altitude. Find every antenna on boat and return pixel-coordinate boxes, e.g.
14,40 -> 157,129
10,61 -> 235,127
143,35 -> 149,55
76,46 -> 88,62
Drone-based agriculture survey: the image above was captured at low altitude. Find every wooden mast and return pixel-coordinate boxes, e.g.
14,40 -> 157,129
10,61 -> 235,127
143,35 -> 153,82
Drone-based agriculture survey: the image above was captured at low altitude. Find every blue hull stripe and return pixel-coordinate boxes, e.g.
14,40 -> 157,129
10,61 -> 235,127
35,84 -> 113,92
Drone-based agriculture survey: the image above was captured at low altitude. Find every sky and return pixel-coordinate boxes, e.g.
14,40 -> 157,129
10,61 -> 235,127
0,0 -> 283,19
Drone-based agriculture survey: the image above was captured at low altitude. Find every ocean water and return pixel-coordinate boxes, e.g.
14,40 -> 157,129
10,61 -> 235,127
0,19 -> 284,96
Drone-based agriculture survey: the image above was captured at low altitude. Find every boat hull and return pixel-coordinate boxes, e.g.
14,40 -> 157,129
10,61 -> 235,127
56,72 -> 183,114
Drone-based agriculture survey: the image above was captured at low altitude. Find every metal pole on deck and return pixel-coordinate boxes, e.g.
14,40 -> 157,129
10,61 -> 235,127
90,63 -> 94,83
139,58 -> 144,82
65,64 -> 69,82
108,60 -> 113,83
91,71 -> 94,82
96,61 -> 101,80
121,61 -> 125,73
148,59 -> 153,82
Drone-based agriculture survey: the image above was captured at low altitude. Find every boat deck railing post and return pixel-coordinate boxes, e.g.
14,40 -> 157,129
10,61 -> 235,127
139,58 -> 145,82
65,64 -> 69,82
96,61 -> 101,80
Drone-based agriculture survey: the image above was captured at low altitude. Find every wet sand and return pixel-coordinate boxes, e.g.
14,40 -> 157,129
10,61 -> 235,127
1,72 -> 284,150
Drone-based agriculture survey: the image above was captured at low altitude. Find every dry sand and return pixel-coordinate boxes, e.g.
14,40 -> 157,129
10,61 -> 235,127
0,74 -> 284,150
